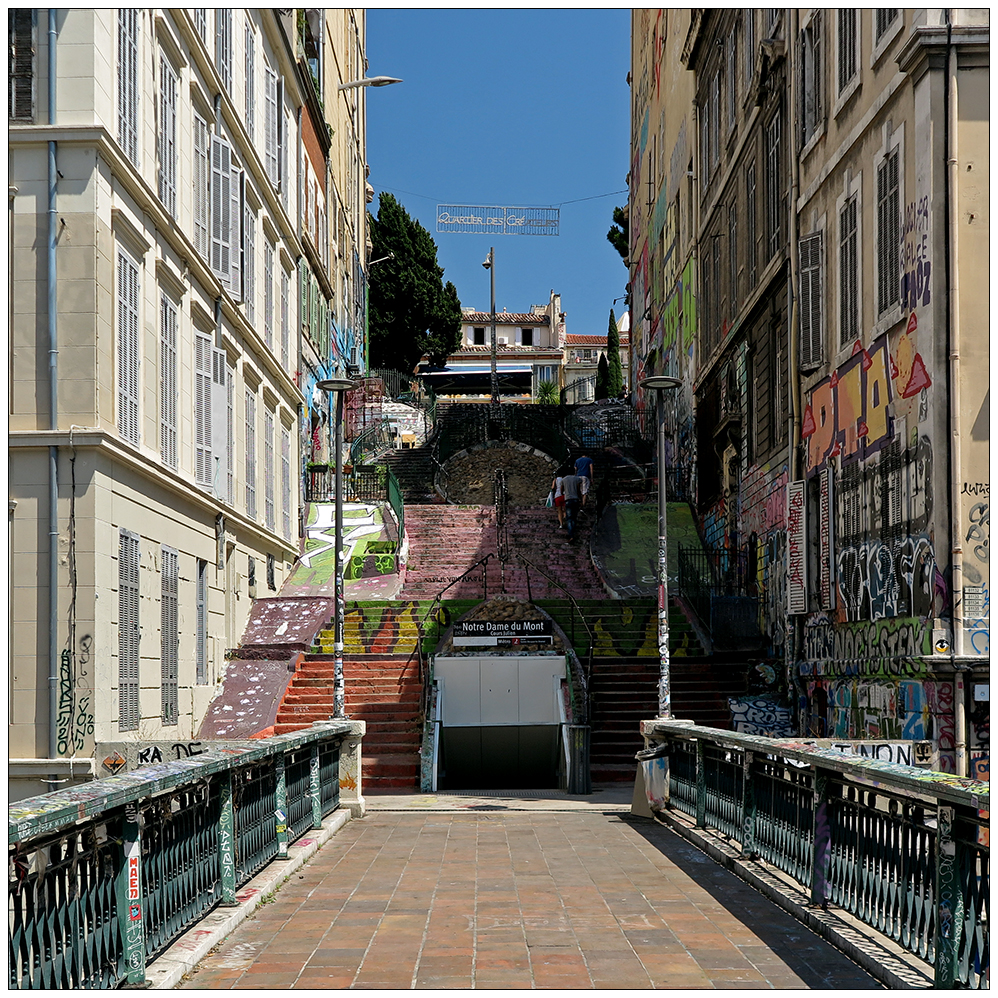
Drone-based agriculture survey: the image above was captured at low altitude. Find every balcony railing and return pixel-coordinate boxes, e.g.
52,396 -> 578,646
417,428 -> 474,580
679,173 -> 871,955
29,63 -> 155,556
639,720 -> 990,990
8,722 -> 361,989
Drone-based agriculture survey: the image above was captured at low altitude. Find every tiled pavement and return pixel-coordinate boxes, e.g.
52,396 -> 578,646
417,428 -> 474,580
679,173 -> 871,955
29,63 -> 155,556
179,802 -> 879,990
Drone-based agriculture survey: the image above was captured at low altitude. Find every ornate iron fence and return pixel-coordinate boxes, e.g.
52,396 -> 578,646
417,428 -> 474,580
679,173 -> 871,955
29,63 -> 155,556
8,723 -> 356,989
640,720 -> 990,989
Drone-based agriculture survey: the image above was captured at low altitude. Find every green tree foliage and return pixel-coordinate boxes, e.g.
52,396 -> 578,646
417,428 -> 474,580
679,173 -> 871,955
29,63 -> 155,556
606,205 -> 629,264
595,353 -> 610,400
607,309 -> 623,397
368,193 -> 462,371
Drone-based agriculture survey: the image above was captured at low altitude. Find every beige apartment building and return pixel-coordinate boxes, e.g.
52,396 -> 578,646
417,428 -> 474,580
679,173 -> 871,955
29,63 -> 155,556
628,9 -> 989,773
8,9 -> 370,799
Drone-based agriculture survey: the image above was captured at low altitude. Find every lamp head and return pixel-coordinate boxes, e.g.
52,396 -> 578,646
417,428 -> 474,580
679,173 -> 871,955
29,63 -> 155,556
482,255 -> 492,270
316,378 -> 358,394
639,376 -> 682,393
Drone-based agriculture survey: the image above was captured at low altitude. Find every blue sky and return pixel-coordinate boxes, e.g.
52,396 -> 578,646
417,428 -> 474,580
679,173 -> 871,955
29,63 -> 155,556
365,8 -> 631,336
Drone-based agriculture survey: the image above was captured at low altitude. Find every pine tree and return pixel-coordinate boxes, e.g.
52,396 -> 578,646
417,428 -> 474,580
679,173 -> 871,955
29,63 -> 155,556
607,308 -> 623,397
368,193 -> 462,372
606,205 -> 629,264
595,353 -> 610,400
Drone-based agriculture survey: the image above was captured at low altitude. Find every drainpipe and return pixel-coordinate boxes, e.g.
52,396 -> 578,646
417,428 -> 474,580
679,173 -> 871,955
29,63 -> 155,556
47,8 -> 61,767
785,8 -> 805,732
943,11 -> 967,775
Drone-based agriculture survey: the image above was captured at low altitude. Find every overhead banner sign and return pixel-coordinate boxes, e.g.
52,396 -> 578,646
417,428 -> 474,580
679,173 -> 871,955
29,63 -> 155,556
436,205 -> 559,236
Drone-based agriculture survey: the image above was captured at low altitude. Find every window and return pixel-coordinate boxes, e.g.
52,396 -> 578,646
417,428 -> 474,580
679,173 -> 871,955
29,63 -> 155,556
726,33 -> 737,134
264,65 -> 279,186
521,328 -> 533,347
743,10 -> 755,88
728,202 -> 738,313
195,332 -> 213,486
801,13 -> 823,146
264,242 -> 274,349
839,195 -> 858,346
9,9 -> 35,121
193,113 -> 210,260
875,9 -> 899,44
244,22 -> 255,142
243,204 -> 255,324
247,555 -> 256,593
158,55 -> 178,215
161,546 -> 179,725
709,72 -> 720,173
118,529 -> 140,731
769,324 -> 784,451
117,10 -> 138,164
281,269 -> 290,371
837,9 -> 858,94
193,9 -> 207,41
765,111 -> 782,260
281,427 -> 291,539
266,552 -> 276,591
473,327 -> 485,345
159,295 -> 178,468
877,148 -> 900,315
245,390 -> 257,519
746,161 -> 757,286
264,409 -> 275,531
215,9 -> 232,93
799,232 -> 824,367
536,365 -> 555,383
196,558 -> 208,685
210,134 -> 242,296
116,250 -> 140,446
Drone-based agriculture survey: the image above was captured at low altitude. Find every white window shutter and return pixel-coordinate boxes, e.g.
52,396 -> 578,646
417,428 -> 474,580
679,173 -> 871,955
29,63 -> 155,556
158,56 -> 177,214
161,545 -> 179,725
245,390 -> 257,519
193,115 -> 210,260
118,529 -> 141,731
195,332 -> 212,485
210,134 -> 233,286
264,66 -> 278,185
117,10 -> 138,164
799,233 -> 823,368
229,166 -> 243,300
281,426 -> 291,539
116,251 -> 140,446
211,348 -> 229,501
159,295 -> 178,467
244,24 -> 255,141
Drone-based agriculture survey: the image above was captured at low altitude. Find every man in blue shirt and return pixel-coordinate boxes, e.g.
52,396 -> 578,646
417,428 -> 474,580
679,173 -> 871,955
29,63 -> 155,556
575,453 -> 594,483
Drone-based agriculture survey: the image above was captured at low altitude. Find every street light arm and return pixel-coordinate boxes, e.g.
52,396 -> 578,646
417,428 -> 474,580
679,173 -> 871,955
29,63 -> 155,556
338,76 -> 403,91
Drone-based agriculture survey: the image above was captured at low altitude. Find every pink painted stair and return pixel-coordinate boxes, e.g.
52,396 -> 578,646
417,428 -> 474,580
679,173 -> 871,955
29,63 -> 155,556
274,655 -> 421,789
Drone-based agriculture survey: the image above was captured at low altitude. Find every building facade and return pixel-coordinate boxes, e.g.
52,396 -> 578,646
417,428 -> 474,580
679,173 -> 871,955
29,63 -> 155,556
8,9 -> 370,799
629,9 -> 989,775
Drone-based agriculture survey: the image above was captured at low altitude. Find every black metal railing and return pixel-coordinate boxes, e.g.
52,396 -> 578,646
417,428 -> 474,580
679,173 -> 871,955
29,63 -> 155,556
676,544 -> 753,629
641,721 -> 990,990
8,724 -> 355,989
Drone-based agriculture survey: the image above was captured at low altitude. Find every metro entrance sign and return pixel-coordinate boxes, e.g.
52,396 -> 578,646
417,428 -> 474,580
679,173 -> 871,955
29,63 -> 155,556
452,618 -> 553,647
436,205 -> 559,236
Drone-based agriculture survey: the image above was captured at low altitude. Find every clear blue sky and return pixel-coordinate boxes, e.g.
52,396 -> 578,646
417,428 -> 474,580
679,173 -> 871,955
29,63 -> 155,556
365,8 -> 631,336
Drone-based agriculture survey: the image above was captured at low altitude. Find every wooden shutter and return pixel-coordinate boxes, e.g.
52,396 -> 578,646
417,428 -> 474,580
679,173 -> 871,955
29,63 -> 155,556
264,66 -> 278,185
196,559 -> 208,684
159,295 -> 178,468
9,9 -> 35,121
118,529 -> 140,731
193,114 -> 210,260
116,251 -> 140,446
280,269 -> 289,370
264,410 -> 275,531
211,348 -> 229,500
244,23 -> 255,140
226,362 -> 235,504
786,481 -> 808,614
799,232 -> 823,368
117,10 -> 138,163
264,242 -> 274,348
215,9 -> 231,92
210,133 -> 233,285
281,426 -> 291,539
158,55 -> 177,214
195,332 -> 212,485
161,546 -> 179,724
245,390 -> 257,518
839,197 -> 858,346
243,203 -> 256,324
877,150 -> 900,315
229,164 -> 243,300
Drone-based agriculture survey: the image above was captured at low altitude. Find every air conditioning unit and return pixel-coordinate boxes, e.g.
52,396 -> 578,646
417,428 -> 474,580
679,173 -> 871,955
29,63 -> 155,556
498,336 -> 508,346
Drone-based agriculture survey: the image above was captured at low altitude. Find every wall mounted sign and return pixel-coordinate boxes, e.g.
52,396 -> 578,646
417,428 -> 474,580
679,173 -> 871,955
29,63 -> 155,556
436,205 -> 559,236
453,618 -> 553,646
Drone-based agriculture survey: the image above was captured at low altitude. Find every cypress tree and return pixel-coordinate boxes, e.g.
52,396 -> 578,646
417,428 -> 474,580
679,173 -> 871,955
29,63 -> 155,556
595,353 -> 610,400
607,308 -> 623,397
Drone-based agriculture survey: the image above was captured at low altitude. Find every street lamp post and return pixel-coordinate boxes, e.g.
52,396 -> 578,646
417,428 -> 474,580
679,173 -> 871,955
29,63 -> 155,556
316,377 -> 358,718
482,248 -> 497,404
639,375 -> 682,718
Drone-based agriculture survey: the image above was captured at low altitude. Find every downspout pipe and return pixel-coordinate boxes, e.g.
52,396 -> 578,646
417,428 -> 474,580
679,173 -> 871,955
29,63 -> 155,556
47,7 -> 60,766
943,10 -> 967,776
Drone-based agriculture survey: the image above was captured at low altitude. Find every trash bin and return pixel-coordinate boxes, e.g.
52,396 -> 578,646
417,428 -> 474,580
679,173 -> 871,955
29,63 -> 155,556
635,741 -> 669,811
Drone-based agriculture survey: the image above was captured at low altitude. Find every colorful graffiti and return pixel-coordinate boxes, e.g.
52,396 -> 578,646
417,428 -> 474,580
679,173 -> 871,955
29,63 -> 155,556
728,694 -> 795,737
803,334 -> 894,473
837,534 -> 936,622
801,615 -> 931,677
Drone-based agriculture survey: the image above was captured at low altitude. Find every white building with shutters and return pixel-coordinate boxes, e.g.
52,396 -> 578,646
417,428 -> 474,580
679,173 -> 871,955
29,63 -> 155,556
8,9 -> 368,800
